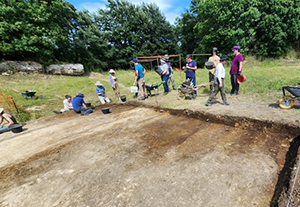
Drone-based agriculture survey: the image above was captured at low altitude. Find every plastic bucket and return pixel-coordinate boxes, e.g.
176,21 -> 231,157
237,75 -> 247,84
120,95 -> 126,102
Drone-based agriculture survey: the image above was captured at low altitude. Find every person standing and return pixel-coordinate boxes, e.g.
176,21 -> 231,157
185,54 -> 198,95
109,69 -> 120,99
0,108 -> 18,133
133,58 -> 147,100
165,54 -> 176,90
207,47 -> 220,93
95,81 -> 111,104
205,54 -> 230,106
160,58 -> 170,95
230,45 -> 244,95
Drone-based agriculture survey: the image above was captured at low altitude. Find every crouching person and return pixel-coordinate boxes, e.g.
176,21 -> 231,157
95,81 -> 110,104
0,108 -> 18,133
72,93 -> 94,115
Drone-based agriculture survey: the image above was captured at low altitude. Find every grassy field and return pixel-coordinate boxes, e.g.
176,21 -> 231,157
0,56 -> 299,122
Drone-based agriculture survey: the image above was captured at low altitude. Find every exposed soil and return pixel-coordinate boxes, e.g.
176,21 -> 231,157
1,91 -> 300,206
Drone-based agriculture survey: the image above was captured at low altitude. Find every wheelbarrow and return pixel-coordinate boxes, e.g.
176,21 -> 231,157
177,79 -> 212,100
21,90 -> 37,99
279,86 -> 300,109
145,81 -> 164,97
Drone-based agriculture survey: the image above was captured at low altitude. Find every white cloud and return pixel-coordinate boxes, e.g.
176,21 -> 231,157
128,0 -> 172,12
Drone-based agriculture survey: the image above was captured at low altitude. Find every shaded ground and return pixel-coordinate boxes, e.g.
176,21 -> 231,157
0,100 -> 299,206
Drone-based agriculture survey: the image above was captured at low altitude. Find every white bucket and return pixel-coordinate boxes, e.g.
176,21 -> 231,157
130,86 -> 138,93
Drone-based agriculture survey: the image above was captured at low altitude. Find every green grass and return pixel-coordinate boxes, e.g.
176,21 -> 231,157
1,56 -> 299,122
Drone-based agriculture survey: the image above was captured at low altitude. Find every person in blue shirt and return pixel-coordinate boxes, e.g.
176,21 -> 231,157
95,81 -> 111,104
205,54 -> 230,106
72,93 -> 93,115
185,54 -> 197,95
133,58 -> 147,100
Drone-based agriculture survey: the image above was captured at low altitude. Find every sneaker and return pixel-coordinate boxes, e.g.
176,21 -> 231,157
205,102 -> 212,106
224,101 -> 230,105
138,97 -> 145,101
163,92 -> 168,95
53,111 -> 61,114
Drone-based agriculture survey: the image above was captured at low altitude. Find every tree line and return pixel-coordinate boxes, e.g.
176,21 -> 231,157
1,0 -> 300,71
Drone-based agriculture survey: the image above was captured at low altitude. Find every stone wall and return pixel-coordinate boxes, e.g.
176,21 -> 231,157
0,61 -> 84,76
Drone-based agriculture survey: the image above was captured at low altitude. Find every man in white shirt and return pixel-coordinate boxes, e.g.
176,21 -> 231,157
205,54 -> 230,106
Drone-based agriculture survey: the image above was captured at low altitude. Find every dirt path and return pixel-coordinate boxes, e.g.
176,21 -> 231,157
0,96 -> 299,206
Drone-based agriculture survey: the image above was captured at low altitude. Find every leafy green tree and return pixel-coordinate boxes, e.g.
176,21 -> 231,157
0,0 -> 76,63
96,0 -> 177,69
175,0 -> 200,55
70,11 -> 113,71
255,0 -> 300,57
195,0 -> 261,56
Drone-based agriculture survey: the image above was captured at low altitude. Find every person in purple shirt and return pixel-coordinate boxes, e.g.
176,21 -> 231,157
185,54 -> 198,95
230,45 -> 244,95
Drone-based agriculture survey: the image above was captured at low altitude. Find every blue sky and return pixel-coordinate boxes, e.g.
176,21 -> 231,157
66,0 -> 191,24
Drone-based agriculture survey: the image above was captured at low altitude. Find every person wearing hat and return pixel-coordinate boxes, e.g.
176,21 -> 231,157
164,54 -> 176,90
95,81 -> 111,104
109,69 -> 120,99
0,108 -> 18,133
72,93 -> 93,115
133,58 -> 147,100
185,54 -> 198,95
160,58 -> 170,95
205,54 -> 230,106
207,47 -> 220,93
230,45 -> 244,95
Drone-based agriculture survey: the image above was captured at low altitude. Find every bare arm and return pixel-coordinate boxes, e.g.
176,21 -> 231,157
239,61 -> 243,73
3,114 -> 14,126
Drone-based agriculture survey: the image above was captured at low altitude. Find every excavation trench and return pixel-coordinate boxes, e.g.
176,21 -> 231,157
0,104 -> 299,207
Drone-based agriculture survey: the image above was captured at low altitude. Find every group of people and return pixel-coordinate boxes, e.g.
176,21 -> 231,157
132,45 -> 244,105
205,45 -> 244,106
56,69 -> 121,115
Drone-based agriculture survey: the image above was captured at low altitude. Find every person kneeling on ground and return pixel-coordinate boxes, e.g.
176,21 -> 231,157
205,54 -> 230,106
72,93 -> 94,115
0,108 -> 18,133
95,81 -> 111,104
60,95 -> 73,113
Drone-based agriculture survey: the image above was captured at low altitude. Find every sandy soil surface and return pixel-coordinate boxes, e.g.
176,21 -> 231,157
0,90 -> 300,207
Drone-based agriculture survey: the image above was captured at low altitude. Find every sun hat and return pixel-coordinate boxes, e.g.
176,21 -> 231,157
133,58 -> 138,63
109,69 -> 115,74
237,75 -> 247,84
160,58 -> 166,63
232,45 -> 241,51
77,93 -> 84,97
220,54 -> 229,61
0,108 -> 3,114
164,54 -> 169,60
95,81 -> 103,86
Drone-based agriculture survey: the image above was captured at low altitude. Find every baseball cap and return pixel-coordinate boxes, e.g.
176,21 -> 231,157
220,54 -> 229,61
164,54 -> 169,60
133,58 -> 138,63
186,54 -> 191,59
232,46 -> 241,51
